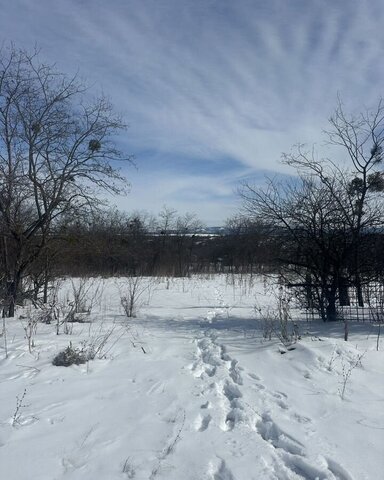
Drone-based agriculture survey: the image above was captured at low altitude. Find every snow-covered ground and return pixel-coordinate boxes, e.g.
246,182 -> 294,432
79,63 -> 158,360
0,275 -> 383,480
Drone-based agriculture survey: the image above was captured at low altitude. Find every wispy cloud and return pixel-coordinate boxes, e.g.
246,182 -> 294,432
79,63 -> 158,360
1,0 -> 384,223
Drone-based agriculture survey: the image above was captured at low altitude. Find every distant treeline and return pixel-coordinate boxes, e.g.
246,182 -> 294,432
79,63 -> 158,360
5,206 -> 384,285
45,222 -> 279,278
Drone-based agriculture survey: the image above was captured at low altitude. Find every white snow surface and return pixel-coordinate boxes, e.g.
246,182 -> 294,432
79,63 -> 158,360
0,275 -> 383,480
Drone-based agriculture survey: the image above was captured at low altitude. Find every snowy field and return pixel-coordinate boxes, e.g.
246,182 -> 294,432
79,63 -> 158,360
0,275 -> 383,480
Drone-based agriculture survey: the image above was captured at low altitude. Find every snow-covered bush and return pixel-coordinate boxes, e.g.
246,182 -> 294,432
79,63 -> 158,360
52,343 -> 87,367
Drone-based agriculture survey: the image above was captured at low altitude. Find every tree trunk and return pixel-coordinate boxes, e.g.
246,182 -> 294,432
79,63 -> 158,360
325,285 -> 338,321
356,276 -> 364,307
43,274 -> 49,304
344,319 -> 349,341
338,277 -> 350,306
7,271 -> 21,317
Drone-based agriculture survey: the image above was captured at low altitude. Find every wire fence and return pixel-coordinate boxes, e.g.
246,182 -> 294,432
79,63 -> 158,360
288,282 -> 384,323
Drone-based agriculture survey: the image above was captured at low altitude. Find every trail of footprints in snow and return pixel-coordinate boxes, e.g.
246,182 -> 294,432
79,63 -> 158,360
190,335 -> 249,432
190,333 -> 354,480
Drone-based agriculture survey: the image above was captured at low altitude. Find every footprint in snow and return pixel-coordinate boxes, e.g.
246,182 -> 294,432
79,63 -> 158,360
275,399 -> 289,410
251,382 -> 266,391
146,380 -> 166,395
256,413 -> 306,457
292,412 -> 312,424
228,360 -> 243,386
48,415 -> 65,425
223,381 -> 242,402
270,391 -> 288,401
194,413 -> 212,432
221,380 -> 250,431
220,345 -> 231,362
279,452 -> 353,480
325,456 -> 355,480
210,459 -> 235,480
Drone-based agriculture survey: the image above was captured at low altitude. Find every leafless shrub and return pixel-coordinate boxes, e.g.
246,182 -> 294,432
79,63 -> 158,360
149,409 -> 186,479
19,306 -> 41,353
23,317 -> 38,353
255,287 -> 299,348
255,304 -> 275,341
69,277 -> 104,317
82,323 -> 125,360
53,278 -> 104,335
367,288 -> 384,351
338,351 -> 365,400
56,301 -> 75,335
326,347 -> 340,372
119,276 -> 155,318
12,389 -> 28,427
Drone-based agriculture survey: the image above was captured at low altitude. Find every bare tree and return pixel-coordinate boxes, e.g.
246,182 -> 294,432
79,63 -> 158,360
241,100 -> 384,321
0,46 -> 131,316
241,175 -> 349,320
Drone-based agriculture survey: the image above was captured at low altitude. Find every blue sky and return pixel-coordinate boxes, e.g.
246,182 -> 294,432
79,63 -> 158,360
1,0 -> 384,225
